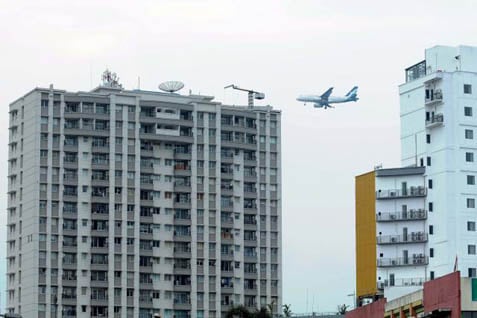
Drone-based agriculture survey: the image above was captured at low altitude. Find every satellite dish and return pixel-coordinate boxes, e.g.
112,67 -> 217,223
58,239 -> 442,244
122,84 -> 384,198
159,81 -> 184,93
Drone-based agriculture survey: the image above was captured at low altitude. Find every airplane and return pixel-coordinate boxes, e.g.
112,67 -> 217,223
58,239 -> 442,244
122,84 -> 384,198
297,86 -> 359,109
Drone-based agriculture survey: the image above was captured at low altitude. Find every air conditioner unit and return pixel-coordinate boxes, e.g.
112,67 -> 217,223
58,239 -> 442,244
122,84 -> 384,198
391,237 -> 397,242
391,260 -> 397,265
390,214 -> 396,220
418,186 -> 425,194
390,191 -> 396,197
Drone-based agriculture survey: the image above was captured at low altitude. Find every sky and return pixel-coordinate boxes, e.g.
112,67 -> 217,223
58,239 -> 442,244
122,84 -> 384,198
1,0 -> 477,314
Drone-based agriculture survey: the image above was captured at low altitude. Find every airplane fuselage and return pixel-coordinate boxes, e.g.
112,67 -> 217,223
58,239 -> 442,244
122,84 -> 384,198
297,95 -> 358,104
297,86 -> 359,108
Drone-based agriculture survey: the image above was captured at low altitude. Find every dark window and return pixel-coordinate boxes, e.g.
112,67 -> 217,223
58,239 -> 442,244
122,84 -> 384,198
430,248 -> 434,257
468,198 -> 476,208
426,134 -> 431,144
467,152 -> 474,162
429,202 -> 433,212
420,158 -> 424,167
468,221 -> 476,231
469,268 -> 476,277
464,84 -> 472,94
465,106 -> 473,117
468,175 -> 476,185
466,129 -> 474,140
429,225 -> 434,235
427,156 -> 431,166
428,179 -> 433,189
430,271 -> 435,280
468,244 -> 476,255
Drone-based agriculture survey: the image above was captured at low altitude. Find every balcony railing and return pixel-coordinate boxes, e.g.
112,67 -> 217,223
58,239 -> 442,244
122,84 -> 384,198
377,232 -> 428,244
377,255 -> 428,267
378,277 -> 426,289
376,209 -> 427,222
376,187 -> 426,199
425,88 -> 443,105
426,113 -> 444,128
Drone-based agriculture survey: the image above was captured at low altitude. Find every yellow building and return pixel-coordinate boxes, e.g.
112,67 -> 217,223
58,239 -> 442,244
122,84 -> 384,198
355,171 -> 377,300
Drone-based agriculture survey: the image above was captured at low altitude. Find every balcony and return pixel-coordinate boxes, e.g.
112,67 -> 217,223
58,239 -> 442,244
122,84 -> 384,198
376,209 -> 427,222
376,186 -> 426,199
426,113 -> 444,128
405,60 -> 426,83
377,255 -> 428,267
377,232 -> 428,244
425,88 -> 443,106
378,277 -> 426,290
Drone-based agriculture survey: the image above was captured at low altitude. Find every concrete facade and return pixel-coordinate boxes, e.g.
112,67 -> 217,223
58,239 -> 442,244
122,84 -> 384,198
6,84 -> 282,318
400,45 -> 477,282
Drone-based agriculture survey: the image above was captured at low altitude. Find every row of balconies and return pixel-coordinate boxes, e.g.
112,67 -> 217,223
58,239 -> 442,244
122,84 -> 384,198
376,209 -> 427,222
376,186 -> 426,199
377,255 -> 428,267
377,232 -> 428,244
377,277 -> 426,289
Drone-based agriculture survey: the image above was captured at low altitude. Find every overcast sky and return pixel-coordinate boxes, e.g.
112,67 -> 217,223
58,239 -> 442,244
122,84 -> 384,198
1,0 -> 477,313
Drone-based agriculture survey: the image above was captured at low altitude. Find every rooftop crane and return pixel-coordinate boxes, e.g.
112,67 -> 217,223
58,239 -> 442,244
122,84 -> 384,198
224,84 -> 265,107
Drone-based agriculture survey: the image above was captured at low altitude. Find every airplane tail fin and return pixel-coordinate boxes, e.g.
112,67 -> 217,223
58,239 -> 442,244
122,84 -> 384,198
346,86 -> 358,97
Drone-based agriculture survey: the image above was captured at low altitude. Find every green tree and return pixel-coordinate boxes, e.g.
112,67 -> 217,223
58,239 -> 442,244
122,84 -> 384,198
282,304 -> 292,318
267,301 -> 275,317
254,307 -> 272,318
337,304 -> 349,315
225,305 -> 253,318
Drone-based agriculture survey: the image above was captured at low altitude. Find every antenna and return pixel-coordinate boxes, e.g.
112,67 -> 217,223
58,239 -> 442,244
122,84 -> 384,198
159,81 -> 184,93
224,84 -> 265,107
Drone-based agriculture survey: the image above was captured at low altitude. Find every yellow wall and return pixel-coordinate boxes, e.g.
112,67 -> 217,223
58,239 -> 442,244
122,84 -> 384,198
355,171 -> 377,298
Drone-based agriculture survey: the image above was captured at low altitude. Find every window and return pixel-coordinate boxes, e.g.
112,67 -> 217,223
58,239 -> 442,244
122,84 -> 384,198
429,202 -> 434,212
468,175 -> 475,185
427,156 -> 431,166
428,179 -> 433,189
429,225 -> 434,235
469,245 -> 477,255
465,106 -> 473,116
468,221 -> 476,231
426,134 -> 431,144
466,129 -> 474,139
430,248 -> 434,258
466,152 -> 474,162
469,268 -> 477,278
430,271 -> 435,280
468,198 -> 475,208
464,84 -> 472,94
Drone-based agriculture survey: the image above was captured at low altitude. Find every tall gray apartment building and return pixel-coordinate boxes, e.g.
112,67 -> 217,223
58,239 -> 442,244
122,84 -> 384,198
6,80 -> 282,318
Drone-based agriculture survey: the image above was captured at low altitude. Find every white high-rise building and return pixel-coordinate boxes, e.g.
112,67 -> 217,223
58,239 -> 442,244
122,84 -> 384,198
6,80 -> 282,318
400,45 -> 477,280
355,45 -> 477,303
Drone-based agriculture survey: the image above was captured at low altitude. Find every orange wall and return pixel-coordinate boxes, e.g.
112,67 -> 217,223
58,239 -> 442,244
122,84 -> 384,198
355,171 -> 377,298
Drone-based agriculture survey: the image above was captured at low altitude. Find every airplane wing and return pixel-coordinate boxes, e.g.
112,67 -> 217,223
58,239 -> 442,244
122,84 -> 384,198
320,87 -> 333,101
